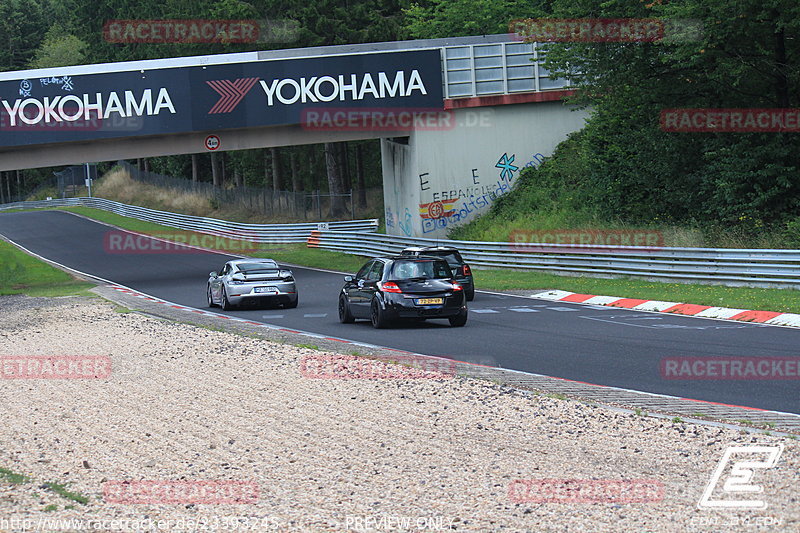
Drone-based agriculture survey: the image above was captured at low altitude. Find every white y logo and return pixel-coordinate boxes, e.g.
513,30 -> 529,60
699,445 -> 783,509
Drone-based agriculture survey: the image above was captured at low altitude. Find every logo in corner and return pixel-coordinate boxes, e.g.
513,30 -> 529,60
698,444 -> 783,510
206,77 -> 260,114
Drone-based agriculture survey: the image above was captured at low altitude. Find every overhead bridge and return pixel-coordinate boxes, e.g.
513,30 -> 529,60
0,34 -> 588,237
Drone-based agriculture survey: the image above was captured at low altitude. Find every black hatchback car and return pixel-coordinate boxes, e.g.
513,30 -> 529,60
400,246 -> 474,300
338,256 -> 468,328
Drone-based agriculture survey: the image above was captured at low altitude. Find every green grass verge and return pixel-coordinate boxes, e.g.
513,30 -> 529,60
0,239 -> 94,297
0,467 -> 30,484
44,482 -> 89,504
58,206 -> 177,234
9,206 -> 800,313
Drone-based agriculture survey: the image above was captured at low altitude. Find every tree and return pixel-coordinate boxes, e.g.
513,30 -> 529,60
29,25 -> 88,68
210,152 -> 221,187
0,0 -> 50,71
403,0 -> 551,39
535,0 -> 800,225
324,142 -> 346,215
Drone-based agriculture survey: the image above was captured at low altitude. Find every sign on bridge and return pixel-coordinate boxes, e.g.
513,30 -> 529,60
0,50 -> 443,149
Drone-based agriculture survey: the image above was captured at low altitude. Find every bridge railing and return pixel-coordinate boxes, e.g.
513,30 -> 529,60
307,231 -> 800,289
0,198 -> 378,243
442,41 -> 568,99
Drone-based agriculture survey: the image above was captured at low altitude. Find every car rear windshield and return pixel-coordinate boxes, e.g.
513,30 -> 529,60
237,262 -> 278,272
421,250 -> 463,264
391,259 -> 452,280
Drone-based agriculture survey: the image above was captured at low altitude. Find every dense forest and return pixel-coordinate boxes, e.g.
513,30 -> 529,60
1,0 -> 799,241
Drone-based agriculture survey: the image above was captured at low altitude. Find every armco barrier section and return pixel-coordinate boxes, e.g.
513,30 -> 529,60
0,198 -> 378,243
3,198 -> 798,288
307,231 -> 800,288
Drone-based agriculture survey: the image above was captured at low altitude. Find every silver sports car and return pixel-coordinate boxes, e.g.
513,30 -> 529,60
207,259 -> 298,310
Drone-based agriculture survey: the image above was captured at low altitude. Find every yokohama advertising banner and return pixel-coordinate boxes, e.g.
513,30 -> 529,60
0,49 -> 443,147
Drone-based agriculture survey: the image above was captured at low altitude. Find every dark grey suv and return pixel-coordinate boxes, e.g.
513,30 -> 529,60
400,246 -> 475,301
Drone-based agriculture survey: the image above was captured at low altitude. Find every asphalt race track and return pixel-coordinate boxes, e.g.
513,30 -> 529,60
2,210 -> 799,415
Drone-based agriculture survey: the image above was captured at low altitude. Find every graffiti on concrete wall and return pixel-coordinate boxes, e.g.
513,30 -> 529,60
398,208 -> 413,236
385,206 -> 395,229
495,153 -> 519,181
522,152 -> 545,170
419,197 -> 458,220
419,197 -> 458,234
419,152 -> 527,234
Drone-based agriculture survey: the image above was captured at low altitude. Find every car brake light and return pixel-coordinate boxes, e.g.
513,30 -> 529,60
462,265 -> 471,276
452,282 -> 463,291
378,281 -> 402,293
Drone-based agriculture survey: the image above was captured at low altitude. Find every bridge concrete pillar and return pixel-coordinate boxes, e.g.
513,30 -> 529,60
381,101 -> 590,239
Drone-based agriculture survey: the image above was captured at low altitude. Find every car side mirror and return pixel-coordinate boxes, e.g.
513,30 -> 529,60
344,275 -> 354,282
209,271 -> 218,278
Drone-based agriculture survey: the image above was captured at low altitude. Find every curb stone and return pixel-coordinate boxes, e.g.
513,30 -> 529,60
532,289 -> 800,328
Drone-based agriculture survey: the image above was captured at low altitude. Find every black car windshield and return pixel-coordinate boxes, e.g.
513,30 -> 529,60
425,250 -> 463,264
391,259 -> 452,280
237,262 -> 278,272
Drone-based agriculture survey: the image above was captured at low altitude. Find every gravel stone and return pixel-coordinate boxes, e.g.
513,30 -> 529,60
0,295 -> 797,532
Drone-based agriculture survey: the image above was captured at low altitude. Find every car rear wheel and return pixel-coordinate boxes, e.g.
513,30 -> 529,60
449,309 -> 468,327
338,294 -> 355,323
284,296 -> 298,309
465,287 -> 475,301
221,287 -> 234,310
370,298 -> 388,329
207,285 -> 217,307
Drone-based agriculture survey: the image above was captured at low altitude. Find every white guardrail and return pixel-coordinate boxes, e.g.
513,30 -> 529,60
0,197 -> 378,242
308,231 -> 800,289
3,198 -> 799,288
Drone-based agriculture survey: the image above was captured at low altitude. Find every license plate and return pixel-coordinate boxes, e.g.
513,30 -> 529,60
254,286 -> 278,294
416,298 -> 443,305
